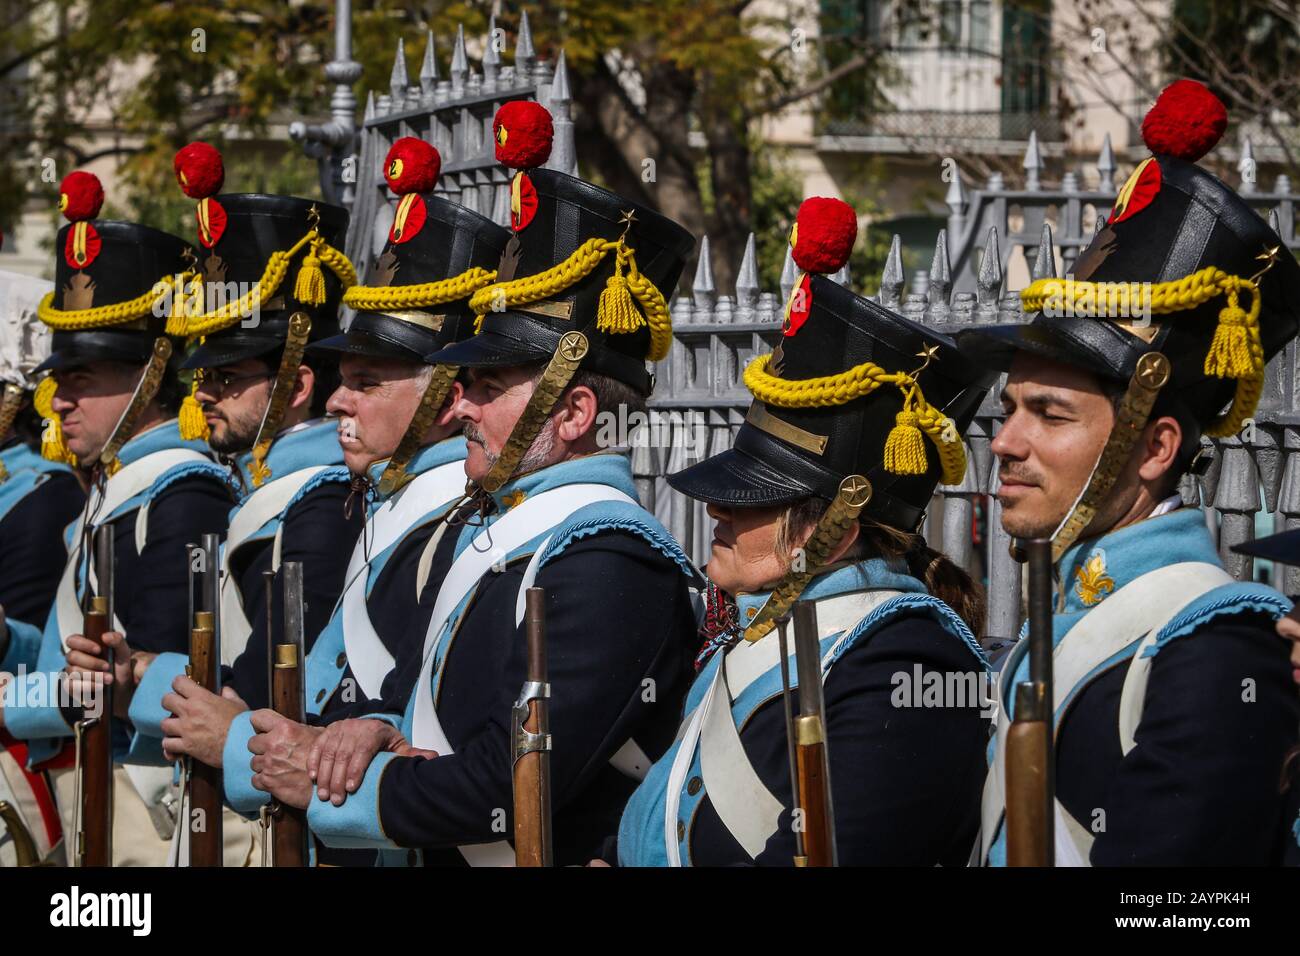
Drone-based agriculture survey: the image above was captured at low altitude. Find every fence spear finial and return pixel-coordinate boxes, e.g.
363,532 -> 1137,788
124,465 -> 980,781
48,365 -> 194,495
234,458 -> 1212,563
390,37 -> 409,110
1097,132 -> 1116,192
1032,222 -> 1056,280
879,234 -> 904,308
419,31 -> 438,98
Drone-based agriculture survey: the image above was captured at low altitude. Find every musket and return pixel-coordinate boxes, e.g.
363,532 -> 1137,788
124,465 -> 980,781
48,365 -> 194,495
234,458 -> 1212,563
791,599 -> 836,866
511,587 -> 552,866
185,533 -> 224,866
75,524 -> 115,866
1005,537 -> 1055,867
0,800 -> 45,866
775,614 -> 806,866
268,561 -> 309,867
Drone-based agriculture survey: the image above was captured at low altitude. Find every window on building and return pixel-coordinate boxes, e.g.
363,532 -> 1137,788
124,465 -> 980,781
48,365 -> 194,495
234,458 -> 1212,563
970,0 -> 992,53
940,0 -> 963,50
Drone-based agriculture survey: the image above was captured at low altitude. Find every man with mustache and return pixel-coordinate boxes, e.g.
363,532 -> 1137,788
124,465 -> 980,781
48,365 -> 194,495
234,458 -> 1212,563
0,171 -> 233,865
253,104 -> 701,867
960,80 -> 1300,865
63,150 -> 363,864
162,139 -> 509,864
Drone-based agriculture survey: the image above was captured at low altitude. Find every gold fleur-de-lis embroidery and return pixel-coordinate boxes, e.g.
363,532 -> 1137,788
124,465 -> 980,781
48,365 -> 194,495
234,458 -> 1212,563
1074,550 -> 1115,607
502,489 -> 527,510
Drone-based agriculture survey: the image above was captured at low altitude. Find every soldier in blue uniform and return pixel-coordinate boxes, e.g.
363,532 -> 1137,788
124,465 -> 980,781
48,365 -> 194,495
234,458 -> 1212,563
959,80 -> 1300,865
612,197 -> 996,866
0,267 -> 85,866
60,145 -> 364,864
0,171 -> 233,865
162,138 -> 509,865
1229,532 -> 1300,865
0,268 -> 84,631
251,102 -> 702,867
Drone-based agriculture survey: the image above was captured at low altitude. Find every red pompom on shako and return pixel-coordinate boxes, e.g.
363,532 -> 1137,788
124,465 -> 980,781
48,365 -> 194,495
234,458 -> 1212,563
1141,79 -> 1227,163
791,197 -> 857,274
173,142 -> 227,248
494,102 -> 553,232
384,138 -> 441,195
784,197 -> 857,336
59,171 -> 104,271
173,142 -> 225,199
384,138 -> 441,244
493,101 -> 553,170
59,171 -> 103,223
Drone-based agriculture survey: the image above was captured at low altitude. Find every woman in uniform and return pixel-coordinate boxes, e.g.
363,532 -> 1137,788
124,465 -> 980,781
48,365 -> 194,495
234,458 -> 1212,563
607,198 -> 998,866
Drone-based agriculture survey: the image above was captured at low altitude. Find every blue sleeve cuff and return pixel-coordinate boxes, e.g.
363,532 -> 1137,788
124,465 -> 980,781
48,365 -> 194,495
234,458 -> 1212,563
308,750 -> 401,849
361,712 -> 402,730
127,652 -> 189,739
2,669 -> 74,739
124,728 -> 171,766
222,710 -> 271,814
1,618 -> 44,673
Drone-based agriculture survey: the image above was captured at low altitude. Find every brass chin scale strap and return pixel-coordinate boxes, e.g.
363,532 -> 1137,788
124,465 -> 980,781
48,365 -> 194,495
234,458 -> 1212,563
98,337 -> 174,475
0,383 -> 24,482
248,313 -> 312,487
479,331 -> 589,494
376,363 -> 459,497
1048,351 -> 1171,564
744,475 -> 874,642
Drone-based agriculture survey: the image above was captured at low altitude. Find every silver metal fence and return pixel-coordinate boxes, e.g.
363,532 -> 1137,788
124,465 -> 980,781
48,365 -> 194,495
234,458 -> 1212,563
294,10 -> 1300,641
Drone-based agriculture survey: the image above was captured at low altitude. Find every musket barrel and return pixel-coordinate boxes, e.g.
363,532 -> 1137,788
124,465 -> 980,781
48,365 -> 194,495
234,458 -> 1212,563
776,616 -> 805,865
269,562 -> 309,866
512,587 -> 552,866
792,600 -> 836,867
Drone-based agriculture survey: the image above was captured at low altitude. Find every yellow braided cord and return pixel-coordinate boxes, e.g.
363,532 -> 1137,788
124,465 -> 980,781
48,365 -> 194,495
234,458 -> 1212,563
1020,266 -> 1251,317
178,371 -> 210,441
468,236 -> 671,359
32,376 -> 76,465
344,266 -> 497,311
469,237 -> 613,315
623,251 -> 673,362
744,353 -> 967,484
744,352 -> 903,407
1021,266 -> 1266,440
38,270 -> 192,331
178,233 -> 355,338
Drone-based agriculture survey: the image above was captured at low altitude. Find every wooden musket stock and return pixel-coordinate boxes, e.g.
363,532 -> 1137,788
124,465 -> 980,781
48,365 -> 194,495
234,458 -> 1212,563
186,534 -> 223,866
512,587 -> 553,866
77,525 -> 115,867
269,562 -> 309,866
1005,537 -> 1055,867
792,600 -> 837,867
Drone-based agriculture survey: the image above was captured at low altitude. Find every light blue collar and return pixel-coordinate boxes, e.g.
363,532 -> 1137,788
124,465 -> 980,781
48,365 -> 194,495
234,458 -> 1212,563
117,418 -> 211,467
734,556 -> 929,625
365,434 -> 468,495
1055,508 -> 1222,617
486,451 -> 638,513
231,418 -> 343,488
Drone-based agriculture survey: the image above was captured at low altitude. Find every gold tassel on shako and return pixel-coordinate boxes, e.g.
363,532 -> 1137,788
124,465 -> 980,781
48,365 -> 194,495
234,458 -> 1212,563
1204,284 -> 1259,380
179,370 -> 210,441
596,247 -> 645,335
294,236 -> 328,307
884,387 -> 929,476
32,376 -> 76,466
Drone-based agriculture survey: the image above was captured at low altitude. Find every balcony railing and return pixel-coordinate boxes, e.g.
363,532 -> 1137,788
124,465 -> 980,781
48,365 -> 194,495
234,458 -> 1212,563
820,109 -> 1064,144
